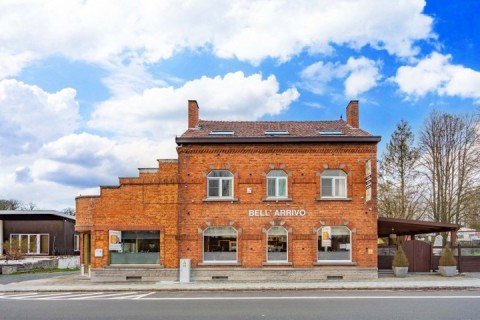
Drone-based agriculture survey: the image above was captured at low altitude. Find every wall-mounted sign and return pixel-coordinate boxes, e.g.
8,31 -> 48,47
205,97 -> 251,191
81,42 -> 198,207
321,226 -> 331,247
94,249 -> 103,257
248,209 -> 307,217
365,160 -> 372,202
109,230 -> 122,251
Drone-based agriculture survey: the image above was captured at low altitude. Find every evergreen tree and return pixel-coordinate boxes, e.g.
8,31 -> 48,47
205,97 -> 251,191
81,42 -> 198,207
378,120 -> 425,219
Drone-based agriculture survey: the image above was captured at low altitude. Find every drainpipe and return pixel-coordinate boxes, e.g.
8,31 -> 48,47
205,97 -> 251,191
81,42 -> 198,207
0,220 -> 3,256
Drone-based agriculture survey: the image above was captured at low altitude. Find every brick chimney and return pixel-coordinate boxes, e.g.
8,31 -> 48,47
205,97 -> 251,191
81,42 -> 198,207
188,100 -> 199,129
346,100 -> 359,128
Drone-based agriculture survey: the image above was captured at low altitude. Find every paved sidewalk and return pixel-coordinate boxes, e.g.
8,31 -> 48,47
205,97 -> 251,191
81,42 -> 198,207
1,272 -> 480,292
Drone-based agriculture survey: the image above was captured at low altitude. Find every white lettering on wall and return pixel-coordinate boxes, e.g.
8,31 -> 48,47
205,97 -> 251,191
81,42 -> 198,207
248,209 -> 306,217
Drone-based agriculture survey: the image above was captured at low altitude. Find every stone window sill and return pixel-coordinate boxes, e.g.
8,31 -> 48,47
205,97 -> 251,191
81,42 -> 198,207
263,197 -> 293,202
313,261 -> 357,266
203,197 -> 238,203
198,262 -> 242,267
262,262 -> 293,266
316,197 -> 352,202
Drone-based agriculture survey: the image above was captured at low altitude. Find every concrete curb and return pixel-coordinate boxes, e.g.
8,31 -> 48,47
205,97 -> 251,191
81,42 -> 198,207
1,284 -> 480,293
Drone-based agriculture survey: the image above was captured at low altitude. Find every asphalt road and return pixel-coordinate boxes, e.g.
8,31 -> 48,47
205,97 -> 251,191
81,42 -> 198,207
1,290 -> 480,320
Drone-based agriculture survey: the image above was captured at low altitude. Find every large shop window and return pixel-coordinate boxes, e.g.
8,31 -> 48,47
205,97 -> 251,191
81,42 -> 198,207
321,170 -> 347,199
110,231 -> 160,265
318,226 -> 351,262
203,226 -> 237,263
267,226 -> 288,262
266,170 -> 288,199
207,170 -> 234,199
10,234 -> 49,255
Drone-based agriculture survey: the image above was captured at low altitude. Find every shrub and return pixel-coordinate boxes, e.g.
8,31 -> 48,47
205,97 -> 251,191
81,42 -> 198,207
392,246 -> 409,268
3,239 -> 26,261
439,246 -> 457,267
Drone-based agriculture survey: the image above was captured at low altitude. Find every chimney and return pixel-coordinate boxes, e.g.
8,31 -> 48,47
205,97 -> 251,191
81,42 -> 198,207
188,100 -> 199,129
346,100 -> 359,128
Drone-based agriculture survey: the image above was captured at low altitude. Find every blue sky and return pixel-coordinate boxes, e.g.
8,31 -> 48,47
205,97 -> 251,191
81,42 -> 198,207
0,0 -> 479,209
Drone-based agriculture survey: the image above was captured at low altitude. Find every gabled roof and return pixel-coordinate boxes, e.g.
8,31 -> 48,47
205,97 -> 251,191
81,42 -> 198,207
177,120 -> 381,144
0,210 -> 75,221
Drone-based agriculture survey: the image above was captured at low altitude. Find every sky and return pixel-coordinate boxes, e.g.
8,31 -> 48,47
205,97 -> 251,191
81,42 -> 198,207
0,0 -> 479,210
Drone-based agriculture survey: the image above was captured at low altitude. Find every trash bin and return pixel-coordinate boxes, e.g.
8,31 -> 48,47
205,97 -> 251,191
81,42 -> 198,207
179,258 -> 191,283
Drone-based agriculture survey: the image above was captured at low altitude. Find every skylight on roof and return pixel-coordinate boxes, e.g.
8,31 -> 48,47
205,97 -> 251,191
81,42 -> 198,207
209,130 -> 235,135
264,130 -> 289,136
319,130 -> 343,135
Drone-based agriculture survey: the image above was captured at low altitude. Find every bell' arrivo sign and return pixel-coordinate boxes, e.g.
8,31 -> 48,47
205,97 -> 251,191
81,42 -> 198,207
248,209 -> 307,217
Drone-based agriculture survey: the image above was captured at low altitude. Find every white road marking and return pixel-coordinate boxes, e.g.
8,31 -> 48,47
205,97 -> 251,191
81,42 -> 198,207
133,292 -> 155,300
1,293 -> 480,301
139,295 -> 480,301
36,292 -> 106,300
70,292 -> 139,300
10,292 -> 76,299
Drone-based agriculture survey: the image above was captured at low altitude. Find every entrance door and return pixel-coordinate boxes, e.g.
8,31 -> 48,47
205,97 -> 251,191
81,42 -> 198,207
403,240 -> 431,272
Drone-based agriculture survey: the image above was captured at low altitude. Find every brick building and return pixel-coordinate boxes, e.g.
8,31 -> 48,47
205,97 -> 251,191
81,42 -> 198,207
76,100 -> 381,281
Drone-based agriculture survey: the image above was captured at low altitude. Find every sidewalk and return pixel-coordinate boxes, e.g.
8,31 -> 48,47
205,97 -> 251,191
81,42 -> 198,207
1,272 -> 480,292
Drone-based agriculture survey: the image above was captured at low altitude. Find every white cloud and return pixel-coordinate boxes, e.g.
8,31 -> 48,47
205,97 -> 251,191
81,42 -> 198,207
394,52 -> 480,102
0,72 -> 298,209
0,0 -> 433,77
89,71 -> 299,137
301,57 -> 381,97
0,79 -> 80,155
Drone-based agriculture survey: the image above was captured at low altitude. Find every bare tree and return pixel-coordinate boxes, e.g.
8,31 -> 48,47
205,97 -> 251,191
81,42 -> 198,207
21,202 -> 37,210
62,208 -> 76,216
0,199 -> 22,210
419,111 -> 480,230
378,120 -> 426,219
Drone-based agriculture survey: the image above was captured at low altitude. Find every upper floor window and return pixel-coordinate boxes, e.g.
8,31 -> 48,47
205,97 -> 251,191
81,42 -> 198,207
207,170 -> 233,198
321,169 -> 347,198
266,170 -> 288,199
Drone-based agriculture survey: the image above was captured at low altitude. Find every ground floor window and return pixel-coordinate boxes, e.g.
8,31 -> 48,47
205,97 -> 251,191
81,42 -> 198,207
10,234 -> 49,255
318,226 -> 351,261
109,231 -> 160,265
267,226 -> 288,262
203,226 -> 237,262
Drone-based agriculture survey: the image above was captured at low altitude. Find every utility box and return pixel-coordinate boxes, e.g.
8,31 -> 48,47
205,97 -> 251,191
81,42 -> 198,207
179,259 -> 191,283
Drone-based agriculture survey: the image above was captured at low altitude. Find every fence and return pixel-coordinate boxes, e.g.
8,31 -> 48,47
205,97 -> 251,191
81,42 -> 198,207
378,244 -> 480,273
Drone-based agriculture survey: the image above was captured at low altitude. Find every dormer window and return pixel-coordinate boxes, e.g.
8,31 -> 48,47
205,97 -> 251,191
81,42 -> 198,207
209,130 -> 235,136
319,130 -> 343,135
265,130 -> 289,136
207,170 -> 234,198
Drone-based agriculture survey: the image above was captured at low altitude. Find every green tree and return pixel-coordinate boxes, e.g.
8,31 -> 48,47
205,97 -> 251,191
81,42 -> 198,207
378,120 -> 425,219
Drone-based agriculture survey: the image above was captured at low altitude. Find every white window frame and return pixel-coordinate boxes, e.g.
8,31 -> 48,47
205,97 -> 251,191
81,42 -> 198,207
266,226 -> 288,263
202,226 -> 238,264
10,233 -> 50,255
207,170 -> 234,199
74,234 -> 80,252
266,170 -> 288,199
320,170 -> 348,199
317,226 -> 352,263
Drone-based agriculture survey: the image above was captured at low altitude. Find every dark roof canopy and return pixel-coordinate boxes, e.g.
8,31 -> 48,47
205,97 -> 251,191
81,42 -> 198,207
378,216 -> 460,237
0,210 -> 75,221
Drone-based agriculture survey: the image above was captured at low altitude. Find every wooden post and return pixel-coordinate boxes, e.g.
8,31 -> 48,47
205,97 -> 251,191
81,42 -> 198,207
451,230 -> 457,247
457,244 -> 462,273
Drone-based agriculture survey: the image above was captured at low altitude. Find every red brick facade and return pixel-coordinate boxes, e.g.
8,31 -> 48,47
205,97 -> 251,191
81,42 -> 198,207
76,100 -> 380,278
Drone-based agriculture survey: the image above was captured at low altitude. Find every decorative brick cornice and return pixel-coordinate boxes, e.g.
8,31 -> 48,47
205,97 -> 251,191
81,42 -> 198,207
178,144 -> 376,154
